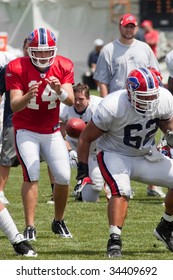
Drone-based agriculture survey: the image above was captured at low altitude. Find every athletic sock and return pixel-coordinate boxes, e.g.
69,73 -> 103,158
109,225 -> 122,236
0,207 -> 20,244
164,213 -> 173,222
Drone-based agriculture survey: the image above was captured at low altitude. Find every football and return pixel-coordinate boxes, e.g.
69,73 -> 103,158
65,118 -> 86,138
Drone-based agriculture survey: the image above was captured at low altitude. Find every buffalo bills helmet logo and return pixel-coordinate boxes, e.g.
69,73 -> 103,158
126,76 -> 140,91
27,31 -> 34,43
50,32 -> 56,43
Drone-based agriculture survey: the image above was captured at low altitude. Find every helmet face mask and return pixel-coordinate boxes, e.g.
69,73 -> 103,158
126,68 -> 160,116
27,28 -> 57,68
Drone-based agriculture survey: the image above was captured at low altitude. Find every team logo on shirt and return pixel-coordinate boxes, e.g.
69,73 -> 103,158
40,73 -> 46,78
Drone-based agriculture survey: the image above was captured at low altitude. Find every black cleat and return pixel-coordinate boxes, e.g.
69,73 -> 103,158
24,225 -> 36,241
107,233 -> 122,258
52,219 -> 72,238
13,240 -> 37,257
153,218 -> 173,251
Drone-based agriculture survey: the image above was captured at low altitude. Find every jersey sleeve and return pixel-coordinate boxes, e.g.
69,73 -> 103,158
92,102 -> 113,132
165,51 -> 173,78
59,102 -> 69,122
5,58 -> 24,91
93,46 -> 110,84
159,87 -> 173,119
89,95 -> 102,114
58,56 -> 74,85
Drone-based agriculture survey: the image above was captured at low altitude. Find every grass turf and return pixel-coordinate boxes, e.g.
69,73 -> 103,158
0,161 -> 171,260
0,90 -> 171,260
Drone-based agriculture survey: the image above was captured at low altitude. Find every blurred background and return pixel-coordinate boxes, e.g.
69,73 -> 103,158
0,0 -> 172,83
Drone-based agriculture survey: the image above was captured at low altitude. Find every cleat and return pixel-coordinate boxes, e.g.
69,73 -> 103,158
0,192 -> 9,205
23,225 -> 36,241
13,240 -> 37,257
107,233 -> 122,258
153,218 -> 173,251
47,195 -> 54,205
52,219 -> 72,238
130,189 -> 135,199
147,187 -> 166,198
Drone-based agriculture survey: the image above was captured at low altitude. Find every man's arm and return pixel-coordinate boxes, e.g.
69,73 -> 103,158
76,120 -> 104,181
159,117 -> 173,134
77,120 -> 104,164
10,82 -> 42,112
97,82 -> 109,97
60,83 -> 74,106
45,77 -> 74,106
159,117 -> 173,147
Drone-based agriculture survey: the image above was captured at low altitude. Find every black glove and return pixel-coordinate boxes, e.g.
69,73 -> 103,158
74,162 -> 93,201
76,162 -> 89,180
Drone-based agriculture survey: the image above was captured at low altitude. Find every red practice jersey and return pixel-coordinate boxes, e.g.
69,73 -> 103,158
6,56 -> 74,134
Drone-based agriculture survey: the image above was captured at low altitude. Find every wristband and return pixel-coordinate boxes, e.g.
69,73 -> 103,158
58,88 -> 68,102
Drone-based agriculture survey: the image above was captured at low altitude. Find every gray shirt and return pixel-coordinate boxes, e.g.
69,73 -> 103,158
94,39 -> 160,93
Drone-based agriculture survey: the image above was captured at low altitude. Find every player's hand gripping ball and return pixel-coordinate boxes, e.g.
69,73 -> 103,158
65,118 -> 86,138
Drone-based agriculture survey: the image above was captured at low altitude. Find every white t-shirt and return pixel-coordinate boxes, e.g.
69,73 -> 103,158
0,51 -> 16,68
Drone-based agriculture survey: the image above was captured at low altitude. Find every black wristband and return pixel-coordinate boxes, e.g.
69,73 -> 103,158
76,162 -> 89,180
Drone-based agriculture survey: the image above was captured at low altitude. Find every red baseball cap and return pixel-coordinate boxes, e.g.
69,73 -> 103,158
141,20 -> 153,27
119,14 -> 138,27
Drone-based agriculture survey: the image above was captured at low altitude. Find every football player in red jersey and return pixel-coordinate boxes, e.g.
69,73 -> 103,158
5,28 -> 74,241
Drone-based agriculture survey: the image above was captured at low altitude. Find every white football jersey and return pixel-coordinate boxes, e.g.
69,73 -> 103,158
0,51 -> 16,68
92,87 -> 173,157
60,95 -> 102,152
165,50 -> 173,78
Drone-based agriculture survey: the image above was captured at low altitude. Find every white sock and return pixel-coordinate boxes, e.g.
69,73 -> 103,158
163,213 -> 173,222
110,225 -> 121,236
0,208 -> 21,244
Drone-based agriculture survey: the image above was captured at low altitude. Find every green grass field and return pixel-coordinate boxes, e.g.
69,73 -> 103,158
0,162 -> 171,260
0,90 -> 172,260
